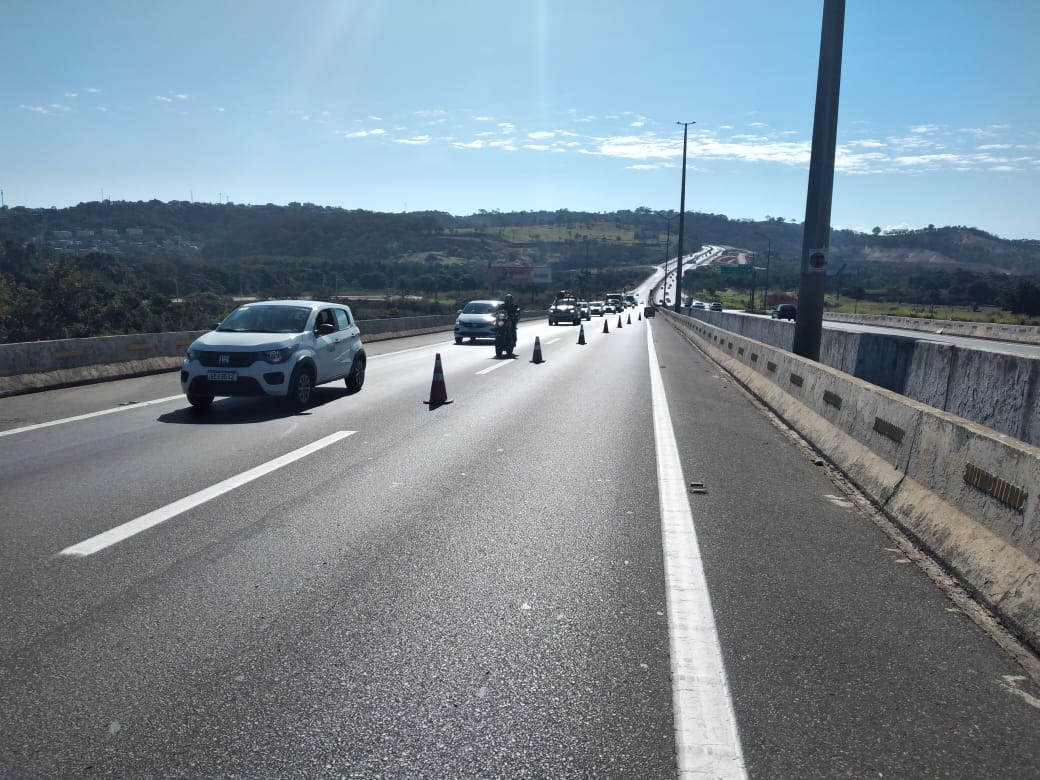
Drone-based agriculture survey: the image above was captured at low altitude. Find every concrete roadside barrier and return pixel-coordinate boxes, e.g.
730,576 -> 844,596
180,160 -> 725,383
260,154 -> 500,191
0,311 -> 552,397
660,309 -> 1040,655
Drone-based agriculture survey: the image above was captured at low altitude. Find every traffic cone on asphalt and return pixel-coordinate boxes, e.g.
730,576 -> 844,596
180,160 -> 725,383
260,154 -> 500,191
602,319 -> 610,334
639,310 -> 643,321
531,336 -> 545,364
577,324 -> 586,345
617,315 -> 623,329
627,312 -> 632,325
423,353 -> 452,407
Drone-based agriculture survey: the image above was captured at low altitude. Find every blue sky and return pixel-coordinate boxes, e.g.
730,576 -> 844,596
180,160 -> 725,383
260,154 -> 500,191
4,1 -> 1039,239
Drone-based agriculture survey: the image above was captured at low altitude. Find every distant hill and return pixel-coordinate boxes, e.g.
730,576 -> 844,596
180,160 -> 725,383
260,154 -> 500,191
1,201 -> 1038,277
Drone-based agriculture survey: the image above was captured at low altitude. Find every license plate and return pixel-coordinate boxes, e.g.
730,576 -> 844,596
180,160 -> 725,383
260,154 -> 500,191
208,371 -> 238,382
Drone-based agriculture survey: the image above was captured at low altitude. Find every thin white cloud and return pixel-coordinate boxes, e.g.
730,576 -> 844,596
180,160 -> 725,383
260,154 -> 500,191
85,87 -> 103,93
49,103 -> 72,112
528,131 -> 555,140
909,124 -> 940,134
341,128 -> 387,138
498,122 -> 515,132
395,135 -> 432,145
156,96 -> 174,102
19,104 -> 49,114
368,115 -> 383,121
65,92 -> 78,97
216,106 -> 225,112
452,139 -> 485,149
523,144 -> 550,151
95,106 -> 108,113
631,121 -> 645,128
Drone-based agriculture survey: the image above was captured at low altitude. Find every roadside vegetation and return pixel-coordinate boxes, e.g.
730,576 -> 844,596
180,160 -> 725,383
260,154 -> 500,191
2,202 -> 1039,342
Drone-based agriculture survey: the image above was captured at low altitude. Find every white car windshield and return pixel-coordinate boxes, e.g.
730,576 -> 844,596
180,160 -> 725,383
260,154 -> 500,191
462,302 -> 501,314
218,305 -> 311,333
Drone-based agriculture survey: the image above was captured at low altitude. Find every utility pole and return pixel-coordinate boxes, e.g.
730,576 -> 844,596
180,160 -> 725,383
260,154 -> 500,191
793,0 -> 846,359
675,121 -> 695,313
757,232 -> 772,310
661,213 -> 676,266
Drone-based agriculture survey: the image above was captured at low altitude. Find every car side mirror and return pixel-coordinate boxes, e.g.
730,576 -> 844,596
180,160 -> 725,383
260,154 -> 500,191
317,323 -> 336,335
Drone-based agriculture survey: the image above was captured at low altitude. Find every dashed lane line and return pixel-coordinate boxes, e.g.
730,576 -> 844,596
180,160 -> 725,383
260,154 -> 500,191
58,430 -> 356,557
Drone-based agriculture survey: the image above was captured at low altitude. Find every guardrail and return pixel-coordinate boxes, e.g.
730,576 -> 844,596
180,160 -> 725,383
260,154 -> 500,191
684,308 -> 1040,449
0,311 -> 545,397
660,308 -> 1040,655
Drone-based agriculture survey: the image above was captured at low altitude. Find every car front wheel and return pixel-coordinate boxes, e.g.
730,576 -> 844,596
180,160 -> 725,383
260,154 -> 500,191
345,355 -> 366,394
286,365 -> 314,411
187,393 -> 213,410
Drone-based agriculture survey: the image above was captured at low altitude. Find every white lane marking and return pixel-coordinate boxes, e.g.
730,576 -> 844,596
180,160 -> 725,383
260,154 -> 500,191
59,430 -> 356,557
647,323 -> 747,778
477,361 -> 513,375
369,341 -> 453,358
0,395 -> 184,438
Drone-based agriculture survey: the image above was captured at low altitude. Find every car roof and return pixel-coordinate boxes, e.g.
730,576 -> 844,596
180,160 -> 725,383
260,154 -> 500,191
465,299 -> 504,305
240,299 -> 343,309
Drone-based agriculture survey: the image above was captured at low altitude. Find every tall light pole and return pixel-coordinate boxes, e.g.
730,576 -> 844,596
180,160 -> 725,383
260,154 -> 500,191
756,232 -> 772,310
660,212 -> 676,265
675,121 -> 694,312
794,0 -> 845,359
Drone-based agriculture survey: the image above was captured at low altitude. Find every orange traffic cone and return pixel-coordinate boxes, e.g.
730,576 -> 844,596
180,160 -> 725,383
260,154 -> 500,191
602,319 -> 610,334
531,336 -> 545,364
617,315 -> 623,329
627,312 -> 632,325
577,324 -> 586,345
423,353 -> 453,407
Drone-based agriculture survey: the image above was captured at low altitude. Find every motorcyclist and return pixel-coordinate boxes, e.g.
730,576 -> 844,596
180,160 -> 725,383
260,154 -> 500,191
500,293 -> 520,346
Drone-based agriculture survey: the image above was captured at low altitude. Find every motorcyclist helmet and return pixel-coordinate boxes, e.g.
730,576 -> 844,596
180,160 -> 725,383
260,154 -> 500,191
504,294 -> 513,305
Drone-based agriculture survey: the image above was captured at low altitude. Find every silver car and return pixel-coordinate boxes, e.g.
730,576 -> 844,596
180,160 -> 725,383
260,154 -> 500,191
455,299 -> 505,343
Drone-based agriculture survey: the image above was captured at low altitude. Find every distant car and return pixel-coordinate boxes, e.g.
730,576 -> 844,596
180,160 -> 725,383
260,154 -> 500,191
709,300 -> 723,312
181,300 -> 366,411
691,300 -> 707,310
455,299 -> 505,343
578,300 -> 591,320
549,297 -> 581,326
771,303 -> 797,320
589,300 -> 605,316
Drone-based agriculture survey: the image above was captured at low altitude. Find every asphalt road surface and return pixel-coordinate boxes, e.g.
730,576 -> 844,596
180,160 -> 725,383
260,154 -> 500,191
2,313 -> 1039,778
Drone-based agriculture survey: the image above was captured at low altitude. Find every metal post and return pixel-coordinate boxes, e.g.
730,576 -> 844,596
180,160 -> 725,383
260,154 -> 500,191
675,121 -> 694,312
793,0 -> 845,360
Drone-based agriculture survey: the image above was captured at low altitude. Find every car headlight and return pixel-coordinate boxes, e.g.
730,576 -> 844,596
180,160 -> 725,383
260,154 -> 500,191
186,347 -> 201,360
258,346 -> 296,363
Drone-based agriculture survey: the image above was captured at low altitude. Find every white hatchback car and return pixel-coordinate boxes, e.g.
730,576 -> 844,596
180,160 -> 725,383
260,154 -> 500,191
180,300 -> 366,411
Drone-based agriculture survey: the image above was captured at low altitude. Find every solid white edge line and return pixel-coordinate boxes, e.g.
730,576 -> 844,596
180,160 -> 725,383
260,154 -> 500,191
647,323 -> 747,779
0,395 -> 185,438
59,430 -> 356,557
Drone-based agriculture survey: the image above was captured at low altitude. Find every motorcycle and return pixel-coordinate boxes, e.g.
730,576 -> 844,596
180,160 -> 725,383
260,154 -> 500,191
494,310 -> 517,357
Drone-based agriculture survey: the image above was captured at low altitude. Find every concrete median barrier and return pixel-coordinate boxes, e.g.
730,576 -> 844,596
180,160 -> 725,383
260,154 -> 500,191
660,309 -> 1040,655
